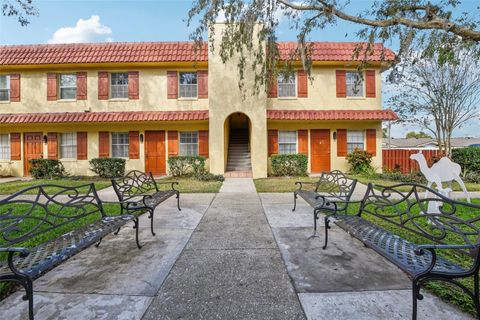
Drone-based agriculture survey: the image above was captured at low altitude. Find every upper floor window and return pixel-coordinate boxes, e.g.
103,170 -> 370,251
347,130 -> 364,153
0,75 -> 10,101
112,132 -> 129,158
346,72 -> 364,97
278,131 -> 297,154
59,74 -> 77,100
179,72 -> 197,98
277,74 -> 296,98
60,132 -> 77,159
110,73 -> 128,99
179,131 -> 198,156
0,134 -> 9,160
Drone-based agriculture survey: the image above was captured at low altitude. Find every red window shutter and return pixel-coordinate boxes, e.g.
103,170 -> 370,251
297,70 -> 308,98
10,133 -> 21,160
198,130 -> 209,157
297,130 -> 308,154
47,73 -> 57,101
98,72 -> 109,100
167,71 -> 178,99
267,75 -> 277,98
168,131 -> 178,157
128,71 -> 139,100
268,130 -> 278,156
197,70 -> 208,99
98,131 -> 110,158
129,131 -> 140,159
76,72 -> 87,100
365,70 -> 376,98
47,132 -> 58,160
366,129 -> 377,156
337,129 -> 347,156
77,132 -> 88,160
10,74 -> 21,102
336,70 -> 346,98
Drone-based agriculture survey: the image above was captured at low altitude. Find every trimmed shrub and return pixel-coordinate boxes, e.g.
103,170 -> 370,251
271,154 -> 308,176
196,172 -> 225,182
346,149 -> 373,174
168,156 -> 206,177
29,159 -> 66,179
452,147 -> 480,174
89,158 -> 126,178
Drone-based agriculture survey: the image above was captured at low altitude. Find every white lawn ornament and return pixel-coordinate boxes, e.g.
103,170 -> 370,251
410,151 -> 470,203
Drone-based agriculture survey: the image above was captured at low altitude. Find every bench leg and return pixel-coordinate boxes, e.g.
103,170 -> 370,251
114,227 -> 121,235
475,272 -> 480,319
149,209 -> 156,236
309,209 -> 320,239
412,279 -> 421,320
25,277 -> 34,320
322,217 -> 330,250
134,217 -> 142,249
95,238 -> 103,248
176,191 -> 181,211
292,192 -> 297,212
0,275 -> 34,320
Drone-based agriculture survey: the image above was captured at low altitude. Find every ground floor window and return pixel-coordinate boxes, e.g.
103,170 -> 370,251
347,130 -> 364,153
60,132 -> 77,159
179,131 -> 198,156
112,132 -> 129,158
278,130 -> 297,154
0,134 -> 9,160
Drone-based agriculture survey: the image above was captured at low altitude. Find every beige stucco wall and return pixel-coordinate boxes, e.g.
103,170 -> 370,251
208,23 -> 268,178
0,121 -> 208,176
1,68 -> 209,114
268,68 -> 382,110
267,120 -> 383,174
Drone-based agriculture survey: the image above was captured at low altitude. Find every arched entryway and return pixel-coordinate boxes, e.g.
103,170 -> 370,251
224,113 -> 252,177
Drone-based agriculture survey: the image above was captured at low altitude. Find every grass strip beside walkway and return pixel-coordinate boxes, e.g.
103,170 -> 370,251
0,177 -> 112,195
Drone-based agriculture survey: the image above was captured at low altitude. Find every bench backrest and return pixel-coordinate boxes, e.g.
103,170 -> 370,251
111,170 -> 158,201
359,183 -> 480,256
0,183 -> 105,247
316,170 -> 357,200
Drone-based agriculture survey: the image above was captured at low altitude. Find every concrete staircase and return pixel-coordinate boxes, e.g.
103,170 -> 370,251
225,129 -> 252,177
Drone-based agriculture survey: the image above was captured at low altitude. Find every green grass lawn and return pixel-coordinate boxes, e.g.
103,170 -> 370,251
350,174 -> 480,192
0,177 -> 112,195
156,177 -> 223,193
254,176 -> 320,193
342,199 -> 480,316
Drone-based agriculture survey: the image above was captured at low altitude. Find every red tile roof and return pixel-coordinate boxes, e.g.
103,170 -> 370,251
0,41 -> 395,66
278,42 -> 395,62
0,110 -> 209,124
267,109 -> 398,121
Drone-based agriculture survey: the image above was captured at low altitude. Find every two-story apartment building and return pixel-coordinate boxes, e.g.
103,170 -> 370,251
0,24 -> 397,178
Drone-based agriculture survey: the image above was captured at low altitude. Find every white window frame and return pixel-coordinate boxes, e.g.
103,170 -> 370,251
58,74 -> 77,100
0,134 -> 10,160
111,132 -> 129,158
60,132 -> 77,159
110,72 -> 129,99
347,130 -> 365,153
277,73 -> 297,98
179,131 -> 199,156
346,71 -> 364,98
178,72 -> 198,99
0,75 -> 10,102
278,130 -> 297,155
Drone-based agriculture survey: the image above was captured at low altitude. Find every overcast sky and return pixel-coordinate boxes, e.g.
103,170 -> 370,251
1,0 -> 479,138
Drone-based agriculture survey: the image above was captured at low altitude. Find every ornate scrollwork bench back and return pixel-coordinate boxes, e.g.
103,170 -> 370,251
111,170 -> 158,202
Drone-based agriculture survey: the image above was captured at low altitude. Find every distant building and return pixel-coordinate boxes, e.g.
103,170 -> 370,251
383,137 -> 480,150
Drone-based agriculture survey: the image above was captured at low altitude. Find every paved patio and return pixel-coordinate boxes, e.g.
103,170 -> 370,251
0,179 -> 474,319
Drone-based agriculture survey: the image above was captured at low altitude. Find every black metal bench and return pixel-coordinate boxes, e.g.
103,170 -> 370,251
0,183 -> 140,320
111,170 -> 180,237
292,170 -> 357,236
323,183 -> 480,319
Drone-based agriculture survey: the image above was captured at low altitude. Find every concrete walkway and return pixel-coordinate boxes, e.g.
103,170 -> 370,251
142,179 -> 304,319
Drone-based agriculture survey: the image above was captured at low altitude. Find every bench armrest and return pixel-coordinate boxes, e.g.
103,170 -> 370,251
295,181 -> 318,190
0,247 -> 30,257
155,181 -> 179,191
315,195 -> 363,215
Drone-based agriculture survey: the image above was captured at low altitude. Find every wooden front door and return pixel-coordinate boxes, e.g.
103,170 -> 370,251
310,129 -> 331,173
145,131 -> 166,175
24,132 -> 43,176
